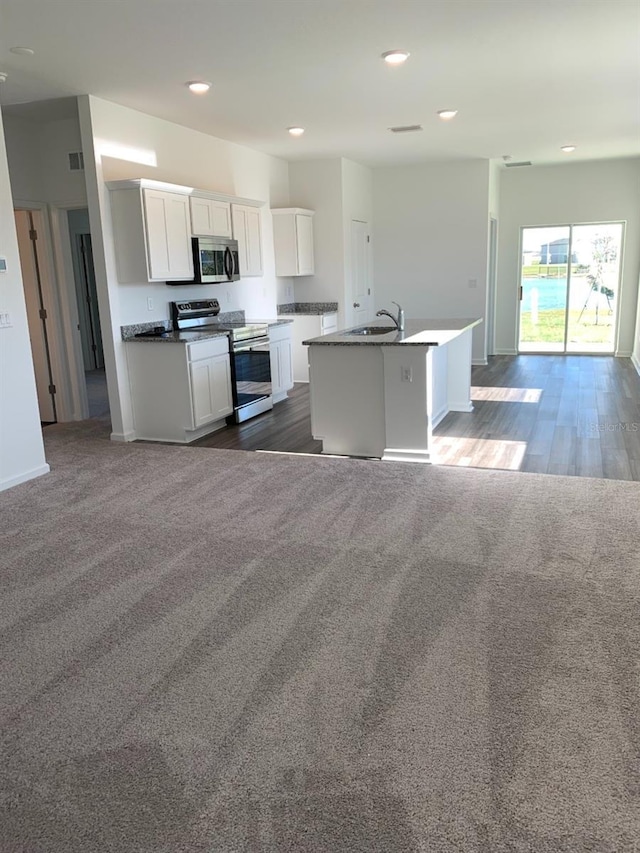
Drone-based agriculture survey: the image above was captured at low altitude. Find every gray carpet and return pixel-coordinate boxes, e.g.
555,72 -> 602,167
1,419 -> 639,852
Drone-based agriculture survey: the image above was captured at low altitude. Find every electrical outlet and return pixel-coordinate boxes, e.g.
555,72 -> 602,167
401,366 -> 412,382
147,297 -> 154,311
286,285 -> 293,299
226,290 -> 231,304
0,311 -> 13,328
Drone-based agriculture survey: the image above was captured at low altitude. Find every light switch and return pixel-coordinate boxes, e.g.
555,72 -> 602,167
0,312 -> 13,328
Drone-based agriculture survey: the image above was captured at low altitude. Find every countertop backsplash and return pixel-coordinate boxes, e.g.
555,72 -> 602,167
277,302 -> 338,315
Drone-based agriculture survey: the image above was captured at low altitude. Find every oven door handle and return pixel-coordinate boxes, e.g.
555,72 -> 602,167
233,338 -> 270,353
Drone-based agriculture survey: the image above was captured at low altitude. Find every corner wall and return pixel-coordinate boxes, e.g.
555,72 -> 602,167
496,157 -> 640,356
0,109 -> 49,491
78,95 -> 292,441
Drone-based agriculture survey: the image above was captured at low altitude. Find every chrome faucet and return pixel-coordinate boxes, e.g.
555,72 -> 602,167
376,301 -> 405,331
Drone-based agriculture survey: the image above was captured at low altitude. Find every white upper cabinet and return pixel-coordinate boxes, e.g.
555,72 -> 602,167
190,197 -> 232,238
144,190 -> 193,280
108,179 -> 264,284
108,182 -> 194,282
232,204 -> 263,277
272,208 -> 315,276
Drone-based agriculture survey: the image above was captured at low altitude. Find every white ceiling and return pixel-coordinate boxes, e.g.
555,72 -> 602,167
0,0 -> 638,167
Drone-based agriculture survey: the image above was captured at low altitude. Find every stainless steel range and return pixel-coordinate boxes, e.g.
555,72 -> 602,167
170,299 -> 273,423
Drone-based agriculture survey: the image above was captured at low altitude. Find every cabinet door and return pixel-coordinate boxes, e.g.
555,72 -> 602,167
190,197 -> 232,237
232,205 -> 263,277
279,336 -> 293,391
189,354 -> 233,427
270,341 -> 283,398
143,189 -> 193,280
295,214 -> 314,275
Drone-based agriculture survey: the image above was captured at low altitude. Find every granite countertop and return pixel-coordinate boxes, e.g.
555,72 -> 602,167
123,327 -> 230,344
246,318 -> 294,327
277,302 -> 338,316
303,318 -> 482,347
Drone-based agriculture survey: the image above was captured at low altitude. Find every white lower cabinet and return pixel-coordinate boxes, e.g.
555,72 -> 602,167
189,346 -> 233,427
127,337 -> 232,442
269,324 -> 294,402
277,313 -> 338,382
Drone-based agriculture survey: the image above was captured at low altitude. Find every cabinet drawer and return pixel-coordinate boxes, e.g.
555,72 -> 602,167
322,313 -> 338,332
187,336 -> 229,362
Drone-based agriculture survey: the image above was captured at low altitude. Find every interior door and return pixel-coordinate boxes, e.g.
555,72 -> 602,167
349,219 -> 370,327
14,209 -> 57,423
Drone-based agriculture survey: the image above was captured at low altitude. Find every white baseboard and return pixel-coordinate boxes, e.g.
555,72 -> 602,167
0,463 -> 50,492
494,348 -> 518,356
110,430 -> 137,443
472,358 -> 488,366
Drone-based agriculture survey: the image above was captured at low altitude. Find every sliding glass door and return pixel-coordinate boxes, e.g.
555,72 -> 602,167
518,222 -> 623,354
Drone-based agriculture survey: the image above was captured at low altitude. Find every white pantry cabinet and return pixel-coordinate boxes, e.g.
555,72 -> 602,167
190,196 -> 232,238
126,336 -> 232,443
269,324 -> 294,402
277,313 -> 338,382
232,204 -> 263,277
108,181 -> 194,282
272,208 -> 315,276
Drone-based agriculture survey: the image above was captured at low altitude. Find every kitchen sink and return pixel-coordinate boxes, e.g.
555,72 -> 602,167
347,325 -> 398,336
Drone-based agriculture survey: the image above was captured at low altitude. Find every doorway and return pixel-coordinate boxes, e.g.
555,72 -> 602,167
67,208 -> 108,419
518,222 -> 623,354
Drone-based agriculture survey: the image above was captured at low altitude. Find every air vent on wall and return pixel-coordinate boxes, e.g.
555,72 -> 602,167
389,124 -> 423,133
68,151 -> 84,171
504,161 -> 532,168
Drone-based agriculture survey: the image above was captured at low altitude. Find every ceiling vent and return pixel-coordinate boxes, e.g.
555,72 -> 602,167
389,124 -> 423,134
504,160 -> 532,168
68,151 -> 84,171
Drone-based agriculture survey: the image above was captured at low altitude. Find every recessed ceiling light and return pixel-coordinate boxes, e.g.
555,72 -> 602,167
287,126 -> 305,136
0,72 -> 7,84
561,145 -> 576,153
187,81 -> 211,94
381,50 -> 410,65
9,46 -> 35,56
437,109 -> 458,120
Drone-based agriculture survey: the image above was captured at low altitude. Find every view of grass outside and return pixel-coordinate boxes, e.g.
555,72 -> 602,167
519,224 -> 622,353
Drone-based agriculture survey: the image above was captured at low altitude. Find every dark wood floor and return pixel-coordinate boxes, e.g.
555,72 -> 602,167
194,355 -> 640,480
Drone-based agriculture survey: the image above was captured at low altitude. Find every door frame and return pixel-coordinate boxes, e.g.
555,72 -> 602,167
346,219 -> 372,328
49,202 -> 95,420
515,219 -> 626,355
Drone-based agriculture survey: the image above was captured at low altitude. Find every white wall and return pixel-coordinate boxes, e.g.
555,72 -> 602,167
3,114 -> 87,206
288,159 -> 345,306
495,157 -> 640,356
373,160 -> 490,363
0,110 -> 49,491
78,95 -> 291,441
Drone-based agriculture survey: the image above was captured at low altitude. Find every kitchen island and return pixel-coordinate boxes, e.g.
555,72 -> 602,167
304,318 -> 482,463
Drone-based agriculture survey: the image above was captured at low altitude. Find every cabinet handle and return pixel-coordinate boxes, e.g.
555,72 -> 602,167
353,302 -> 360,308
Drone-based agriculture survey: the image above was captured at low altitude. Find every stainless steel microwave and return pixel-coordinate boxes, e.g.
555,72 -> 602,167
167,236 -> 240,285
